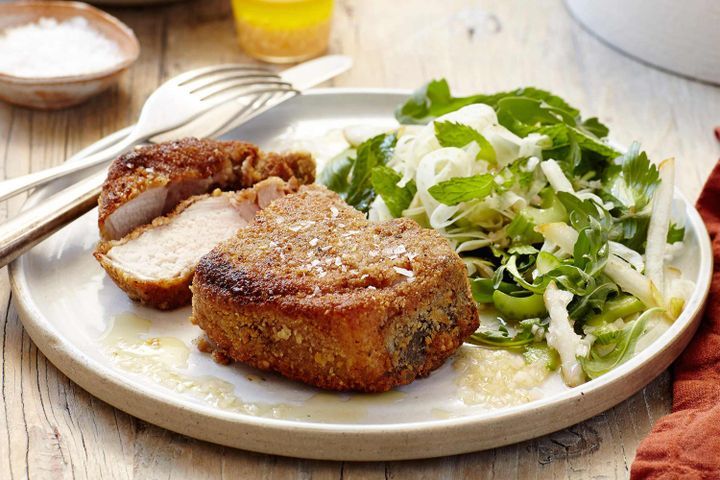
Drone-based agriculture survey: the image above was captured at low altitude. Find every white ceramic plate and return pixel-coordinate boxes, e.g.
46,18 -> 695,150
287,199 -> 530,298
10,90 -> 712,461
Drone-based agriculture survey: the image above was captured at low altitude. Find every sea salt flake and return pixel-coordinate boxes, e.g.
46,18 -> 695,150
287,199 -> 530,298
393,267 -> 415,278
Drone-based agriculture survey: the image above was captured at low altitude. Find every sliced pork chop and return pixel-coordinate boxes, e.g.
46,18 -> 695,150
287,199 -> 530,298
191,185 -> 479,392
98,137 -> 315,240
95,177 -> 298,310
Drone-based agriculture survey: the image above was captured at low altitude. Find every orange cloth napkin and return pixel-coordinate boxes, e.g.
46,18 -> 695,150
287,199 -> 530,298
631,159 -> 720,479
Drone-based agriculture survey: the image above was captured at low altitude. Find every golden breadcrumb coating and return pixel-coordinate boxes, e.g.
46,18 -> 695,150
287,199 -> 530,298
191,185 -> 478,392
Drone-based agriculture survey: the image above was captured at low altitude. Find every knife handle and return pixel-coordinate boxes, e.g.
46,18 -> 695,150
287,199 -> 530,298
0,172 -> 104,268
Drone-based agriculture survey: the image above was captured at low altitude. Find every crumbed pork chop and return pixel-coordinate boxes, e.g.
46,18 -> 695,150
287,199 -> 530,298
95,178 -> 298,310
98,137 -> 315,240
191,185 -> 479,392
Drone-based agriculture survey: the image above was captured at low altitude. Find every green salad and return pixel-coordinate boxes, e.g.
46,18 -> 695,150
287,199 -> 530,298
320,79 -> 694,387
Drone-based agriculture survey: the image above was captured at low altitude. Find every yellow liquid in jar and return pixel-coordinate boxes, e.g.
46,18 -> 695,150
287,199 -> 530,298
231,0 -> 334,63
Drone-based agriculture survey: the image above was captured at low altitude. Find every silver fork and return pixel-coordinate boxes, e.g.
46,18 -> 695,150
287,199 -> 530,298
0,54 -> 353,267
0,64 -> 297,202
0,89 -> 294,268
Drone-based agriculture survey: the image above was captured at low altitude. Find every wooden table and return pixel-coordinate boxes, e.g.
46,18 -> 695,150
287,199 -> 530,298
0,0 -> 718,478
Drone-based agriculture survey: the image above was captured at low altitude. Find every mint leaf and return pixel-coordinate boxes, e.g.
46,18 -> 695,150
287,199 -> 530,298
496,97 -> 564,136
370,165 -> 416,217
394,79 -> 582,126
344,133 -> 397,212
428,174 -> 496,206
434,121 -> 496,163
570,127 -> 621,159
580,117 -> 610,138
319,149 -> 353,193
667,223 -> 685,244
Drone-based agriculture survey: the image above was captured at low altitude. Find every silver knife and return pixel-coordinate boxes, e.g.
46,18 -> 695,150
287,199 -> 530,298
0,55 -> 352,268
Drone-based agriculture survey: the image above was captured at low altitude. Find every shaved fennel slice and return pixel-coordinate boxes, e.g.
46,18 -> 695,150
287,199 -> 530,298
342,125 -> 393,147
414,147 -> 477,229
368,195 -> 393,222
645,158 -> 675,294
604,256 -> 659,308
411,104 -> 498,162
544,282 -> 586,386
535,222 -> 577,255
540,159 -> 574,193
609,241 -> 644,273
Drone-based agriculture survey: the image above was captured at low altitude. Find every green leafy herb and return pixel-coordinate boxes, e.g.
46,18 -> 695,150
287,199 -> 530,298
569,281 -> 618,323
428,174 -> 496,206
580,117 -> 610,138
318,150 -> 353,193
320,133 -> 397,213
508,244 -> 539,255
467,318 -> 547,348
667,223 -> 685,244
506,214 -> 543,245
607,142 -> 660,212
556,192 -> 612,231
580,308 -> 660,378
434,121 -> 496,162
394,79 -> 589,125
470,278 -> 519,303
572,219 -> 610,276
370,165 -> 416,217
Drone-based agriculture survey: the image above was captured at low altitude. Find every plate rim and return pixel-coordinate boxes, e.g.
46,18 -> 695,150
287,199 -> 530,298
8,88 -> 713,459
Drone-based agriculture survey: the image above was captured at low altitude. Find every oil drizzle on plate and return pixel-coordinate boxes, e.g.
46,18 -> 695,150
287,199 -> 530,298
101,312 -> 406,423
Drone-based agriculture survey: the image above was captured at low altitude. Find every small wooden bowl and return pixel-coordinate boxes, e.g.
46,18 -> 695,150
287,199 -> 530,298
0,1 -> 140,110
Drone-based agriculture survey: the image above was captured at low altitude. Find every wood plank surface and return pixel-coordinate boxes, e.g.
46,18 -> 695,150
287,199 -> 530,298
0,0 -> 718,478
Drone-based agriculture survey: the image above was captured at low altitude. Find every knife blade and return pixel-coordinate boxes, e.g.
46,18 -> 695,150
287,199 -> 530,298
153,54 -> 352,141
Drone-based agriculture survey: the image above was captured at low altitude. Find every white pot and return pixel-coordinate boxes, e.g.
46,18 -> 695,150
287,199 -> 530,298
565,0 -> 720,84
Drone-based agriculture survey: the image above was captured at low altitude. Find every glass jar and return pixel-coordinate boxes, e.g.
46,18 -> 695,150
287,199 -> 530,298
230,0 -> 333,63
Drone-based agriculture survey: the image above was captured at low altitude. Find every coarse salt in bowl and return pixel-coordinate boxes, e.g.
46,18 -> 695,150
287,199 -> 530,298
0,1 -> 140,109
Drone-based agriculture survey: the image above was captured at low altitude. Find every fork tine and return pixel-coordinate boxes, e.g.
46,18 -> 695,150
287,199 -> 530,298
197,79 -> 293,101
199,85 -> 298,121
209,90 -> 296,138
187,72 -> 281,94
175,64 -> 275,86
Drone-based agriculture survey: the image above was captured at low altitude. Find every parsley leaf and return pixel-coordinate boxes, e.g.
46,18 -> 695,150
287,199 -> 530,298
434,121 -> 496,163
370,166 -> 416,217
428,174 -> 496,206
607,142 -> 660,212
